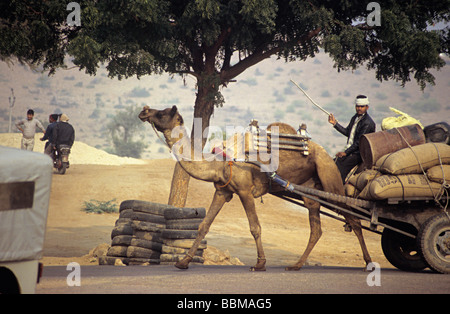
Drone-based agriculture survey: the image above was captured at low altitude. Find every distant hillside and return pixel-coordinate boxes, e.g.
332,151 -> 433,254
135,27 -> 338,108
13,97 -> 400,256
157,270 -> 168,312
1,51 -> 448,157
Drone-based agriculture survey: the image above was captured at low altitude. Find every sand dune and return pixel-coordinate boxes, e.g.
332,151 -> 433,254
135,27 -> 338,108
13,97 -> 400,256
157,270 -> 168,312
0,133 -> 147,166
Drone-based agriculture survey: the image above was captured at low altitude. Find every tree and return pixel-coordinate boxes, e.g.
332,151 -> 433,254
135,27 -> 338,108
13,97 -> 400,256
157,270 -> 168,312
107,105 -> 147,158
1,0 -> 448,206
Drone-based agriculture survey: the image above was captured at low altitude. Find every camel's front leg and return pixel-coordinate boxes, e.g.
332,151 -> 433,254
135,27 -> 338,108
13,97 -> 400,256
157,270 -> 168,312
238,192 -> 266,271
175,189 -> 231,270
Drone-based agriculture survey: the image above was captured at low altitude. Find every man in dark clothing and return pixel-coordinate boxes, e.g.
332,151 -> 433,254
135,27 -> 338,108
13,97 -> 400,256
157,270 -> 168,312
328,95 -> 376,183
41,114 -> 59,155
53,114 -> 75,148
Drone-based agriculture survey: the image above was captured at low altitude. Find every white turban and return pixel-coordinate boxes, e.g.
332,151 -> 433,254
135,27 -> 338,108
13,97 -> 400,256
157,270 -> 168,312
355,96 -> 370,106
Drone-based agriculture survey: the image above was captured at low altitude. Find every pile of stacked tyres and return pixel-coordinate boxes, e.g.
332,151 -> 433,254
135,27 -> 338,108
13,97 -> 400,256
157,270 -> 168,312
98,200 -> 206,266
161,207 -> 206,264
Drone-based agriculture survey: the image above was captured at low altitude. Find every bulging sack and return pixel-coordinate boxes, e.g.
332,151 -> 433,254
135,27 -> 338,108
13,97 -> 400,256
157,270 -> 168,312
358,174 -> 443,200
348,169 -> 381,191
426,164 -> 450,184
376,143 -> 450,175
344,182 -> 359,198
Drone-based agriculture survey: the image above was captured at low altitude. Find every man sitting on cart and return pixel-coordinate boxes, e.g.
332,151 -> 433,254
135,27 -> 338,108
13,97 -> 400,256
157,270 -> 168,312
328,95 -> 376,183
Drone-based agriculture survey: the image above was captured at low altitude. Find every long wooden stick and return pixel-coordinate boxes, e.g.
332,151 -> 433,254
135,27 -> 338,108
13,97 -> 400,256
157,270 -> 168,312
290,79 -> 338,122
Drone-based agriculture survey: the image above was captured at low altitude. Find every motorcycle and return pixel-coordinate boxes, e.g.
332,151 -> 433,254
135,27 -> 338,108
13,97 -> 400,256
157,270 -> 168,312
52,145 -> 71,174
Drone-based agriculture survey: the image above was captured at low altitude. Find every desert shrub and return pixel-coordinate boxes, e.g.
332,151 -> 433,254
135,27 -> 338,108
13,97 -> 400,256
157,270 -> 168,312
321,90 -> 331,97
240,78 -> 258,86
274,108 -> 285,120
410,99 -> 441,114
128,87 -> 150,98
375,92 -> 388,100
83,199 -> 118,214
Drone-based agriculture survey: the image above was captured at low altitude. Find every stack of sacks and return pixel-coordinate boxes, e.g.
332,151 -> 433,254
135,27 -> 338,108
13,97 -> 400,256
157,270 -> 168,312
345,143 -> 450,200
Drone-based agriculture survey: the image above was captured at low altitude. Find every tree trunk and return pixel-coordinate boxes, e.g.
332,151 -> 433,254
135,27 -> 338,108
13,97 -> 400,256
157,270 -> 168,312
167,81 -> 215,207
167,162 -> 190,207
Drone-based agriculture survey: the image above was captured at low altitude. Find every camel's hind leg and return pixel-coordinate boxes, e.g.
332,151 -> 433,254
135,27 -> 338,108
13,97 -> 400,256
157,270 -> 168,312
343,213 -> 372,268
313,145 -> 372,269
175,189 -> 232,270
286,198 -> 322,271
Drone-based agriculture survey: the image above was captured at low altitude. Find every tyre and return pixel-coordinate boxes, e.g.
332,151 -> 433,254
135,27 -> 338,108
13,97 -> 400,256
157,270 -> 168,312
130,238 -> 163,252
111,223 -> 133,239
116,215 -> 165,229
163,239 -> 207,250
131,220 -> 165,233
162,245 -> 204,256
165,218 -> 203,230
58,162 -> 66,174
134,231 -> 163,243
119,209 -> 166,224
115,218 -> 132,225
120,200 -> 174,216
111,236 -> 163,252
126,246 -> 160,259
164,207 -> 206,220
107,246 -> 128,257
418,213 -> 450,274
162,229 -> 198,239
0,267 -> 20,294
423,122 -> 450,144
381,227 -> 427,272
111,235 -> 133,246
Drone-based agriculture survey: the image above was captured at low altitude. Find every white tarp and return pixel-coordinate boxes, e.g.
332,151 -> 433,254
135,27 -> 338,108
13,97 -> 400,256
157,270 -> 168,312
0,146 -> 52,262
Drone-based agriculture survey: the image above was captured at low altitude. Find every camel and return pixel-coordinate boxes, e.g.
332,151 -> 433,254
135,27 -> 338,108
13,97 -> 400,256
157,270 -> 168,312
139,105 -> 372,271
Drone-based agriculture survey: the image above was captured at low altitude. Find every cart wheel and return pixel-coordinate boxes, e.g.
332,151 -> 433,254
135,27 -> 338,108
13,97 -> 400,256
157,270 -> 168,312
418,213 -> 450,274
381,227 -> 427,272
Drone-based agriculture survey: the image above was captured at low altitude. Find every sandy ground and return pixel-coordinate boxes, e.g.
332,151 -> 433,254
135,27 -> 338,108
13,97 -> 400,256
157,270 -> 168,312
41,160 -> 391,269
1,133 -> 390,269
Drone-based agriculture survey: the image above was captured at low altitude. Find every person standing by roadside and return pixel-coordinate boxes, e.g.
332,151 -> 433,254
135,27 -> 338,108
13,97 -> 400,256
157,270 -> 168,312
15,109 -> 46,151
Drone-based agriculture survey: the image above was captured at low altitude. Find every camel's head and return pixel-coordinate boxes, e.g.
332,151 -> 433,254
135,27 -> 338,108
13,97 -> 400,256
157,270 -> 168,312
139,105 -> 184,132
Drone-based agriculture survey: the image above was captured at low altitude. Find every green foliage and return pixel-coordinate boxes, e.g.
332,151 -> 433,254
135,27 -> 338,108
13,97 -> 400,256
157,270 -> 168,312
274,108 -> 285,120
1,0 -> 448,126
127,87 -> 151,98
83,199 -> 118,214
325,97 -> 354,118
321,90 -> 331,97
112,139 -> 147,158
107,105 -> 147,158
375,92 -> 388,100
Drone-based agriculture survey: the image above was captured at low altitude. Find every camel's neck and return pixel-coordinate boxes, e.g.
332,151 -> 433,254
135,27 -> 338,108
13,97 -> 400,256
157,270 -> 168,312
163,126 -> 219,183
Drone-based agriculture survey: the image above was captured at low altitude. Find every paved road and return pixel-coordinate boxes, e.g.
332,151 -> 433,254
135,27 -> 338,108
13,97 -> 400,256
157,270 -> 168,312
36,264 -> 449,295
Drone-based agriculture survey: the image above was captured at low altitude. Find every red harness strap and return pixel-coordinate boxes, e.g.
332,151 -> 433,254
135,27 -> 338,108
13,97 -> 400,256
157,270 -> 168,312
219,161 -> 234,188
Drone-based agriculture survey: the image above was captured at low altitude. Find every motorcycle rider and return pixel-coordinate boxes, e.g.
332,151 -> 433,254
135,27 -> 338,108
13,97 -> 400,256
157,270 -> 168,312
52,114 -> 75,162
41,114 -> 59,155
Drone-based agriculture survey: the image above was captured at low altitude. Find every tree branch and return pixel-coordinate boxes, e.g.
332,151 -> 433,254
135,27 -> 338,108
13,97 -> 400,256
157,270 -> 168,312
211,27 -> 232,56
221,27 -> 322,83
